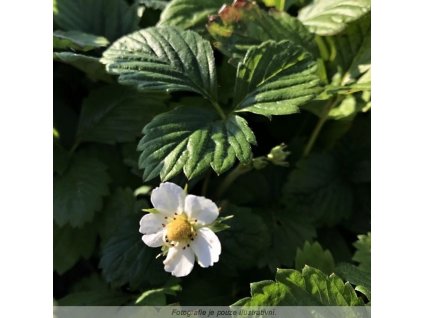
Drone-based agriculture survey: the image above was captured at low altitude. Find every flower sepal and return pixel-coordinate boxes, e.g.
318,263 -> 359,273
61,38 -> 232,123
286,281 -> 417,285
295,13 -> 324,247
207,215 -> 233,233
142,208 -> 160,214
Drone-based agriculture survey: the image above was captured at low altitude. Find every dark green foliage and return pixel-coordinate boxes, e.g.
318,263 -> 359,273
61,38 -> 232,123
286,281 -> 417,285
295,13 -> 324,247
53,0 -> 370,306
53,151 -> 111,227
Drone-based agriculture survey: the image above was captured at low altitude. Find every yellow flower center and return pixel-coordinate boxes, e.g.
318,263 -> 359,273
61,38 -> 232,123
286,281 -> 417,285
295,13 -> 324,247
166,214 -> 193,242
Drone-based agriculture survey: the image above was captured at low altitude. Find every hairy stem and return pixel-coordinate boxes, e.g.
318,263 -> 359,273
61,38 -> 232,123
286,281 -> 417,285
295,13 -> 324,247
303,97 -> 339,157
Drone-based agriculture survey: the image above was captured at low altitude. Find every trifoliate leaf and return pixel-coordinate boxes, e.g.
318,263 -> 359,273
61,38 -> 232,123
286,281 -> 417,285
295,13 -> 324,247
100,216 -> 168,289
53,30 -> 109,52
218,207 -> 271,273
233,40 -> 322,116
53,222 -> 97,274
283,152 -> 354,226
137,106 -> 256,181
53,52 -> 112,82
353,232 -> 371,272
207,1 -> 317,61
160,0 -> 228,30
298,0 -> 371,36
76,85 -> 168,144
295,241 -> 335,275
232,265 -> 364,306
54,152 -> 111,227
101,27 -> 218,100
53,0 -> 140,41
260,209 -> 316,269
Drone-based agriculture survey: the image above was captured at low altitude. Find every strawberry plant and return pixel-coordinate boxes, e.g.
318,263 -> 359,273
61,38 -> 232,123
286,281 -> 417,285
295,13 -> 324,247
53,0 -> 371,307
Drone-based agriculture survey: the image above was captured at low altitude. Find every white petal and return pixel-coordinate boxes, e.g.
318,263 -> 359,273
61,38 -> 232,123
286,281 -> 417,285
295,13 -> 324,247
151,182 -> 186,216
142,230 -> 164,247
191,228 -> 221,268
184,195 -> 219,225
139,213 -> 164,234
163,246 -> 195,277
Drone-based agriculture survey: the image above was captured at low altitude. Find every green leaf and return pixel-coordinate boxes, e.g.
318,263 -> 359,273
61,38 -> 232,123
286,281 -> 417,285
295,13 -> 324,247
140,0 -> 170,10
98,188 -> 143,242
70,273 -> 109,292
328,95 -> 359,120
53,30 -> 109,52
232,265 -> 363,306
53,222 -> 97,274
101,27 -> 218,100
54,151 -> 111,227
59,274 -> 133,306
218,207 -> 271,273
233,40 -> 322,116
353,232 -> 371,272
54,52 -> 112,82
295,241 -> 335,275
53,0 -> 140,41
160,0 -> 228,30
335,262 -> 370,301
137,106 -> 256,181
207,1 -> 317,61
283,152 -> 354,226
99,216 -> 168,289
316,13 -> 370,85
261,0 -> 285,10
76,85 -> 168,144
298,0 -> 371,36
53,141 -> 70,175
260,209 -> 316,269
58,290 -> 131,306
135,283 -> 181,305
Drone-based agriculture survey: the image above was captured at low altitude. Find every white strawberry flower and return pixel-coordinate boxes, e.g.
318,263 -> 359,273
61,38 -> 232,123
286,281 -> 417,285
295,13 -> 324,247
139,182 -> 222,277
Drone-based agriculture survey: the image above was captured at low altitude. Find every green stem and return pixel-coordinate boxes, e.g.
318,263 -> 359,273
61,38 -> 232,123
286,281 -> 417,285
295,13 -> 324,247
216,164 -> 252,199
210,99 -> 226,120
303,97 -> 339,157
69,141 -> 80,155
